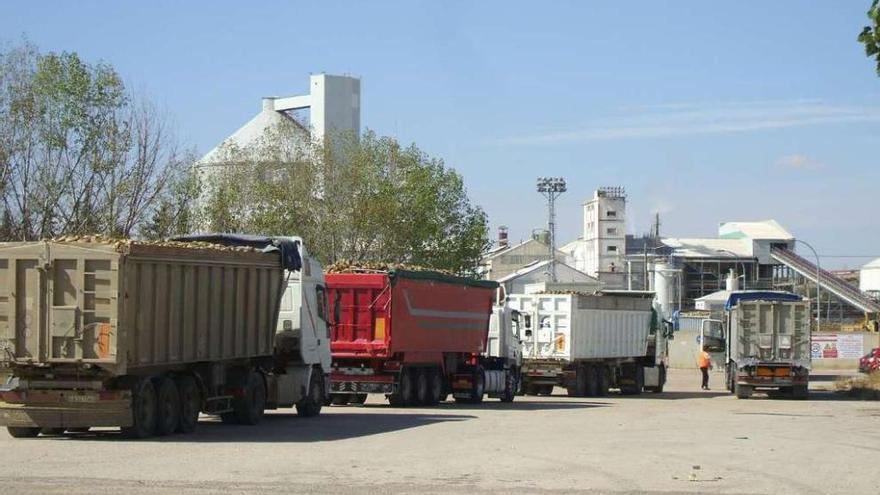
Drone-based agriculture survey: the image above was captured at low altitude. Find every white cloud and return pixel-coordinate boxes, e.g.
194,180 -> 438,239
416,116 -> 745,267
498,100 -> 880,145
776,154 -> 825,170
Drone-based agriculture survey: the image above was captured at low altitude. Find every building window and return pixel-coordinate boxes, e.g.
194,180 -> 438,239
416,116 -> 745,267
607,245 -> 618,252
606,210 -> 617,218
607,228 -> 617,235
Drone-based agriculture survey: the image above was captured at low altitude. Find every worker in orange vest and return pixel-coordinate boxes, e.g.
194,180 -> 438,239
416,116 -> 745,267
698,349 -> 712,390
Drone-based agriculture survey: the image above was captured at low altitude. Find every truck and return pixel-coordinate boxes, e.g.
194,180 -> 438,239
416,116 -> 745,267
0,234 -> 331,438
325,269 -> 521,406
701,291 -> 810,399
509,289 -> 660,396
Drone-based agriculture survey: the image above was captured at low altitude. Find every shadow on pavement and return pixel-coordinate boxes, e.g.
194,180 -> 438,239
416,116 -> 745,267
632,390 -> 730,400
44,411 -> 475,443
433,400 -> 609,411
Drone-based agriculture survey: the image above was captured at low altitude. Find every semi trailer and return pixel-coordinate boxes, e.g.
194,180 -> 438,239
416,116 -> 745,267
326,269 -> 521,406
509,289 -> 659,396
701,291 -> 810,399
0,234 -> 331,438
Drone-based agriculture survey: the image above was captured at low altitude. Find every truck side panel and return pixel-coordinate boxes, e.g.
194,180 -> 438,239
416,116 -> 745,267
389,276 -> 493,355
0,242 -> 284,374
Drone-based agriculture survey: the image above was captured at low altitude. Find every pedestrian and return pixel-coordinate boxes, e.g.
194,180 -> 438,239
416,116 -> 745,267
698,348 -> 711,390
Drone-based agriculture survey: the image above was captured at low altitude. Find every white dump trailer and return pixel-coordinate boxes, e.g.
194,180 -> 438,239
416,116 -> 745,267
509,290 -> 656,396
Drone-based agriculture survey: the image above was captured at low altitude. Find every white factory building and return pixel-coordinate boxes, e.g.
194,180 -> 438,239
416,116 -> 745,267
198,73 -> 361,168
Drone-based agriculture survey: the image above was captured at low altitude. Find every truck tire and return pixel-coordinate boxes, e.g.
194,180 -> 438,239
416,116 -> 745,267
389,368 -> 416,407
645,365 -> 665,393
454,367 -> 485,404
470,366 -> 485,404
792,385 -> 809,400
571,365 -> 589,397
586,366 -> 600,397
122,378 -> 158,439
735,383 -> 753,399
331,394 -> 352,406
426,369 -> 443,406
176,376 -> 201,434
499,371 -> 516,403
350,393 -> 368,405
155,377 -> 181,436
596,366 -> 611,396
537,385 -> 554,396
296,369 -> 325,417
415,369 -> 430,406
620,365 -> 644,395
232,371 -> 266,425
7,427 -> 40,438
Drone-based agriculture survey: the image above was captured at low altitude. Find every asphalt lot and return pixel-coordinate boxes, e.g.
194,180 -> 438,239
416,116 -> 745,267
1,369 -> 878,495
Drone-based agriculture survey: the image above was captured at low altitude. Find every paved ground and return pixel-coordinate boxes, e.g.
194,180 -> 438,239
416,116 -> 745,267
1,369 -> 878,494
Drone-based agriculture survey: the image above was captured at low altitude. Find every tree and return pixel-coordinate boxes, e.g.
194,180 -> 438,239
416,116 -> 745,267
200,129 -> 490,275
858,0 -> 880,75
0,40 -> 193,240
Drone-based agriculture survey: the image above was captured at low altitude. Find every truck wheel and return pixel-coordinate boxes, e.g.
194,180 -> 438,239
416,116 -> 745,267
331,394 -> 352,406
233,371 -> 266,425
470,367 -> 485,403
586,366 -> 600,397
350,393 -> 368,405
415,369 -> 430,406
538,385 -> 554,396
500,372 -> 516,403
391,368 -> 416,407
176,376 -> 201,434
122,378 -> 158,439
155,377 -> 181,436
572,365 -> 589,397
7,427 -> 41,438
296,370 -> 325,417
792,385 -> 809,400
426,369 -> 443,406
596,366 -> 611,396
735,383 -> 753,399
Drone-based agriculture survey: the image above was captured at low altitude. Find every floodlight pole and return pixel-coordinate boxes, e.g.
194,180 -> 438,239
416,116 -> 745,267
537,177 -> 567,282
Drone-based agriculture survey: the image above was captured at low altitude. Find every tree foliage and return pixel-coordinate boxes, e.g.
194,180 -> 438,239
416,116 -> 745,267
200,129 -> 490,275
0,40 -> 195,240
859,0 -> 880,75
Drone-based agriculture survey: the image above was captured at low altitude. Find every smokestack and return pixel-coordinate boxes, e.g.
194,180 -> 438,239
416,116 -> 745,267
498,225 -> 509,249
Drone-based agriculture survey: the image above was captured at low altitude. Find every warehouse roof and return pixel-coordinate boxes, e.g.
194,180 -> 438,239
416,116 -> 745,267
659,238 -> 752,259
718,220 -> 794,241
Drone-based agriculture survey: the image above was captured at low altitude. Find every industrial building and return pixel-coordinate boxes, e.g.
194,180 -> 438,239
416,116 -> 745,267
197,73 -> 361,169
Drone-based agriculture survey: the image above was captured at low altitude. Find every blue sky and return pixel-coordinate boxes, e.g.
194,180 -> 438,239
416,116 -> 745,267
4,1 -> 879,268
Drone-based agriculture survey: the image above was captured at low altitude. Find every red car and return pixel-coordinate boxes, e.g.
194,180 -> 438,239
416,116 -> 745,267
859,347 -> 880,374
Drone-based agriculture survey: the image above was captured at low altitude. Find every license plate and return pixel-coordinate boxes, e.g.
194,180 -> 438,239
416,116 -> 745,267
66,394 -> 98,403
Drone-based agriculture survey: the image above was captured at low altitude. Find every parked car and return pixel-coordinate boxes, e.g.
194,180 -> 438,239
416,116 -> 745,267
858,348 -> 880,374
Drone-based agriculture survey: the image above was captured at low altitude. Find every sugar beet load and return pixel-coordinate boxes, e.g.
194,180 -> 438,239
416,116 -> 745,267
0,235 -> 331,438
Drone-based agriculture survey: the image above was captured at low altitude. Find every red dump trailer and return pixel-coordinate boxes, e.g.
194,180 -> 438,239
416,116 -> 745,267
327,270 -> 502,406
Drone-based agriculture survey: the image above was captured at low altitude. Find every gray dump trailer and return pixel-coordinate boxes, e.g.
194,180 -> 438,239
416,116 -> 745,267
0,235 -> 331,438
703,291 -> 811,399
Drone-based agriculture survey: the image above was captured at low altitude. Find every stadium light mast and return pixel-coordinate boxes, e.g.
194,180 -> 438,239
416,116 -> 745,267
536,177 -> 567,282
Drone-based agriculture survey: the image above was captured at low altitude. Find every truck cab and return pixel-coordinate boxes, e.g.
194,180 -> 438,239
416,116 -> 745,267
486,287 -> 523,399
273,237 -> 332,413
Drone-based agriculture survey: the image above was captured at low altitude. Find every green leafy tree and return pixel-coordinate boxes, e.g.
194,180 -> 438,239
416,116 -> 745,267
200,129 -> 490,275
0,39 -> 193,240
858,0 -> 880,75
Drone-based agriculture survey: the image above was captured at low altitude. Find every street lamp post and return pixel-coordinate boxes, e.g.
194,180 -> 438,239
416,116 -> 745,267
536,177 -> 567,282
716,249 -> 748,290
794,239 -> 821,332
